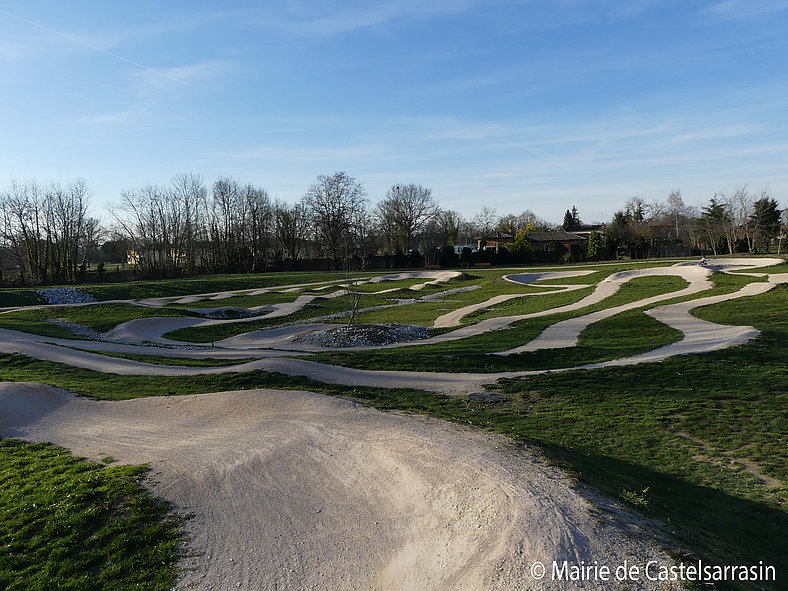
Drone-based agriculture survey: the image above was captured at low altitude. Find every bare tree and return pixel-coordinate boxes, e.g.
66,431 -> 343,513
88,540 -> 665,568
726,185 -> 755,252
501,209 -> 550,233
517,209 -> 550,231
343,203 -> 376,327
275,198 -> 310,263
3,180 -> 46,283
472,206 -> 498,238
210,177 -> 242,272
243,183 -> 274,272
113,174 -> 276,276
304,172 -> 367,269
112,184 -> 169,274
375,183 -> 438,253
433,209 -> 464,245
0,179 -> 96,283
79,216 -> 103,273
497,213 -> 518,233
207,177 -> 273,273
171,173 -> 208,274
666,190 -> 685,240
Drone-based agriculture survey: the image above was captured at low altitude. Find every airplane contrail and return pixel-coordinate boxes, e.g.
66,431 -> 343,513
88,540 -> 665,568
5,11 -> 190,86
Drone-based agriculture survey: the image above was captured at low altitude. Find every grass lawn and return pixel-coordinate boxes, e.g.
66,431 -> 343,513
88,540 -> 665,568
340,276 -> 439,293
0,281 -> 785,589
485,284 -> 788,587
81,272 -> 353,301
164,267 -> 705,345
727,261 -> 788,275
60,347 -> 260,367
0,270 -> 447,308
0,290 -> 44,307
165,277 -> 439,310
0,303 -> 197,340
0,439 -> 181,591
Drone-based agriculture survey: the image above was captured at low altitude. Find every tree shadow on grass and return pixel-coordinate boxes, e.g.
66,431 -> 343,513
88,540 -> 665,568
539,445 -> 788,591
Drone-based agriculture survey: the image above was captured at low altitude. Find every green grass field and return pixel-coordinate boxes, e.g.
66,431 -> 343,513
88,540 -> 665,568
59,347 -> 260,367
0,439 -> 181,591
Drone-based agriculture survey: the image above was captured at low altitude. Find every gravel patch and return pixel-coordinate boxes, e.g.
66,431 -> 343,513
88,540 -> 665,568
46,319 -> 103,340
467,391 -> 509,403
36,287 -> 96,305
296,323 -> 431,347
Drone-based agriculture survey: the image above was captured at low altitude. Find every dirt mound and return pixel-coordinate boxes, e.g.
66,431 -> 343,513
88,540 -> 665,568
0,384 -> 680,590
449,272 -> 482,282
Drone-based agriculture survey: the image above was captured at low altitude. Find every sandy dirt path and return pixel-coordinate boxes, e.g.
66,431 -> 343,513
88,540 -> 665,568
497,265 -> 712,355
432,285 -> 588,328
580,273 -> 788,370
0,382 -> 679,591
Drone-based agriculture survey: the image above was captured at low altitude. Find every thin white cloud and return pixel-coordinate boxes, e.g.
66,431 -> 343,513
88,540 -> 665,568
81,110 -> 142,126
0,41 -> 26,63
129,60 -> 234,92
81,60 -> 235,131
704,0 -> 788,20
4,12 -> 191,85
261,0 -> 476,36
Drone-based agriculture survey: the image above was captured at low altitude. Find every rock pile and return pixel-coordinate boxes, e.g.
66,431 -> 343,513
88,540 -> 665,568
36,288 -> 96,305
297,323 -> 430,348
190,307 -> 260,319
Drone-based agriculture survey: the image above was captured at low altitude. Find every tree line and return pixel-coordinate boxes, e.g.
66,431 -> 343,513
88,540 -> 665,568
570,189 -> 785,260
1,172 -> 785,285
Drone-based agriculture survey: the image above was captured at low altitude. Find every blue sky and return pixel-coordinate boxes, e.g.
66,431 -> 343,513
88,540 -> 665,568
1,0 -> 787,224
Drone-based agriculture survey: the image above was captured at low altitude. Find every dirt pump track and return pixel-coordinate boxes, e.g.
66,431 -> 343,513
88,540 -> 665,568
0,258 -> 784,589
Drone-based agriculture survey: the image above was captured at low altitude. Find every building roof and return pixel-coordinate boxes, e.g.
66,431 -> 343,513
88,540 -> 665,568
526,230 -> 587,242
573,224 -> 607,233
474,231 -> 515,241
